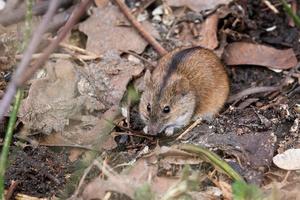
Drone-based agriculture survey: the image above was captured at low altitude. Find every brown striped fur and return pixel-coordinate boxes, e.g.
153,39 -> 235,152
139,46 -> 229,136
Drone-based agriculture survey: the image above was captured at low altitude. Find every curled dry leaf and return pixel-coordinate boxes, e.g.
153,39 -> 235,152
20,59 -> 96,135
273,149 -> 300,170
20,51 -> 143,146
197,13 -> 219,50
79,5 -> 160,55
176,13 -> 219,49
166,0 -> 232,12
223,42 -> 297,69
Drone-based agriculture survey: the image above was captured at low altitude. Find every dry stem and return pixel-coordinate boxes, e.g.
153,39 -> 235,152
114,0 -> 168,56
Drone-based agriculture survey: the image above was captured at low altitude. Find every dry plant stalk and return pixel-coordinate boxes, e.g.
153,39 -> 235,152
114,0 -> 168,56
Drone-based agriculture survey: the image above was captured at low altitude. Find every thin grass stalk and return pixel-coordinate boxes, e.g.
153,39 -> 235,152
179,144 -> 245,182
0,90 -> 23,199
279,0 -> 300,28
0,0 -> 33,198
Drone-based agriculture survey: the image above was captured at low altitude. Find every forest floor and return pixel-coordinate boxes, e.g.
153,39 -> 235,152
0,0 -> 299,199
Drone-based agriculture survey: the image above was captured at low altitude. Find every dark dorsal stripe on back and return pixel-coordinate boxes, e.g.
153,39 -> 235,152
157,46 -> 201,99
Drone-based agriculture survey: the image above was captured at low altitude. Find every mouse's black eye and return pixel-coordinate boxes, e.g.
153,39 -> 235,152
147,103 -> 151,112
162,105 -> 170,113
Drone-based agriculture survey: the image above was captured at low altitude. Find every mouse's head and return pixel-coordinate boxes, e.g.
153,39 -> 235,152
139,70 -> 196,136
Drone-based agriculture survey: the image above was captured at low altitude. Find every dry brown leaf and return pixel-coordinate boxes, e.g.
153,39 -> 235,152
208,132 -> 276,167
218,181 -> 232,200
82,178 -> 135,200
197,13 -> 219,50
94,0 -> 109,8
20,51 -> 143,146
68,149 -> 85,162
79,5 -> 160,55
193,131 -> 275,184
166,0 -> 232,12
223,42 -> 297,69
20,59 -> 89,135
176,14 -> 219,49
102,134 -> 118,150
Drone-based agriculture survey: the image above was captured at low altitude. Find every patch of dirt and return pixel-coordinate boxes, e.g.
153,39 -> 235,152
4,146 -> 69,198
229,66 -> 283,93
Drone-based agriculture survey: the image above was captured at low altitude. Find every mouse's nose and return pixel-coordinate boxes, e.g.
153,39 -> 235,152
147,124 -> 161,136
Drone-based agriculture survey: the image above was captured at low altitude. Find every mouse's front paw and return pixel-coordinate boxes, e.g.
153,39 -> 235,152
165,127 -> 174,136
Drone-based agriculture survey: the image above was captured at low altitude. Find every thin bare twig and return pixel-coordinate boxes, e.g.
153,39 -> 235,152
5,180 -> 19,200
124,50 -> 156,69
71,160 -> 96,198
103,192 -> 112,200
46,5 -> 76,33
94,160 -> 136,198
16,53 -> 101,61
176,118 -> 202,140
227,86 -> 280,103
263,0 -> 279,14
114,0 -> 168,56
48,37 -> 98,56
18,0 -> 92,85
38,143 -> 96,151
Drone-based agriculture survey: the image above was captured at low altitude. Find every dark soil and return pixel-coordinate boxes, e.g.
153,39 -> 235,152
224,0 -> 300,57
4,146 -> 69,198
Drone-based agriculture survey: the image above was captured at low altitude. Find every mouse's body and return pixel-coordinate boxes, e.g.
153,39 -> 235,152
139,46 -> 229,136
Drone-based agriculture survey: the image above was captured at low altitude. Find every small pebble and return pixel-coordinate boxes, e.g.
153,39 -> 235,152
152,15 -> 162,22
265,26 -> 276,32
127,55 -> 141,63
152,5 -> 163,16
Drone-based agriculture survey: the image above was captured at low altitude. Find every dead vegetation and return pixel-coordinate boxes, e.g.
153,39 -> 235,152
0,0 -> 299,199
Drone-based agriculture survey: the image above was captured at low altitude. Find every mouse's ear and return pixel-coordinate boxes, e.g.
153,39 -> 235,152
144,70 -> 152,87
174,78 -> 190,96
